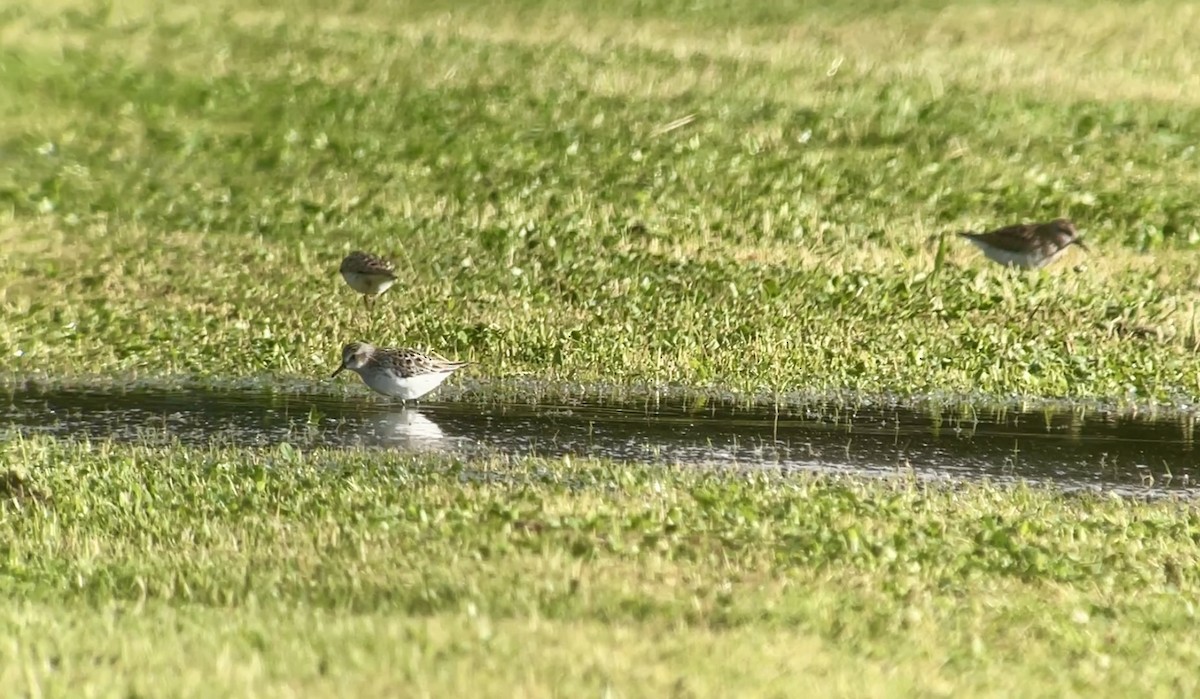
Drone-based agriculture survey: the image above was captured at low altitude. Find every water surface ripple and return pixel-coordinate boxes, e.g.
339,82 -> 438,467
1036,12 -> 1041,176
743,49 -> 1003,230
3,388 -> 1197,497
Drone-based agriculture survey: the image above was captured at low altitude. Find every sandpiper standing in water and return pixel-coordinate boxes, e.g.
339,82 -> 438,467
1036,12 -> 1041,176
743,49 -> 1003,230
339,251 -> 397,311
958,218 -> 1089,269
331,341 -> 470,403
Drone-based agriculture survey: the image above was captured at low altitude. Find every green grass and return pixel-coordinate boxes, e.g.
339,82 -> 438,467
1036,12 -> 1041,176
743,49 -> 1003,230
2,437 -> 1199,697
2,0 -> 1200,402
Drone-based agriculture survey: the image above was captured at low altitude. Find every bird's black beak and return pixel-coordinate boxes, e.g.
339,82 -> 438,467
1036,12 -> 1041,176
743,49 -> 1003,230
331,363 -> 346,379
1074,238 -> 1090,253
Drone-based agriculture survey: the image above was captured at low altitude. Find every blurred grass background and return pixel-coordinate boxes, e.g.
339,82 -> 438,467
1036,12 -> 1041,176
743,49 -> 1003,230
2,0 -> 1199,400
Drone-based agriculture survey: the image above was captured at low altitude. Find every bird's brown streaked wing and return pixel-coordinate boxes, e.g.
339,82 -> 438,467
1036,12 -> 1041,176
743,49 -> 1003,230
964,223 -> 1041,253
340,251 -> 397,277
361,256 -> 397,277
389,349 -> 470,377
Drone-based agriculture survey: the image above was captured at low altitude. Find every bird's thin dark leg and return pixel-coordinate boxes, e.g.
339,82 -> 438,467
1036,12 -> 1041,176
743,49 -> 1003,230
356,295 -> 369,336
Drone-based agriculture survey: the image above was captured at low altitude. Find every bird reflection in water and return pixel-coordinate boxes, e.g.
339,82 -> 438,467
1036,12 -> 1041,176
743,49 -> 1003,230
367,407 -> 448,451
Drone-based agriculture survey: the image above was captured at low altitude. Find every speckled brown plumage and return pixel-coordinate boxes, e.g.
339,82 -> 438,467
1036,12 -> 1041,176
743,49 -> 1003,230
958,218 -> 1089,269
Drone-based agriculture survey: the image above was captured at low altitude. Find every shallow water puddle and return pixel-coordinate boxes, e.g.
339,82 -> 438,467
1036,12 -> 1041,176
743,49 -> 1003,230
2,388 -> 1198,497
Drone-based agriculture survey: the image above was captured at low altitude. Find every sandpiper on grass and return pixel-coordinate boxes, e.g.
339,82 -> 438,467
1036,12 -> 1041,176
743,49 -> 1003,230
331,341 -> 470,403
339,251 -> 397,311
958,218 -> 1089,269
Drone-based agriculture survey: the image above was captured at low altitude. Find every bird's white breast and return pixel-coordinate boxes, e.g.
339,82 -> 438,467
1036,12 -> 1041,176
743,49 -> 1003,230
341,270 -> 396,296
357,368 -> 454,401
965,239 -> 1060,269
